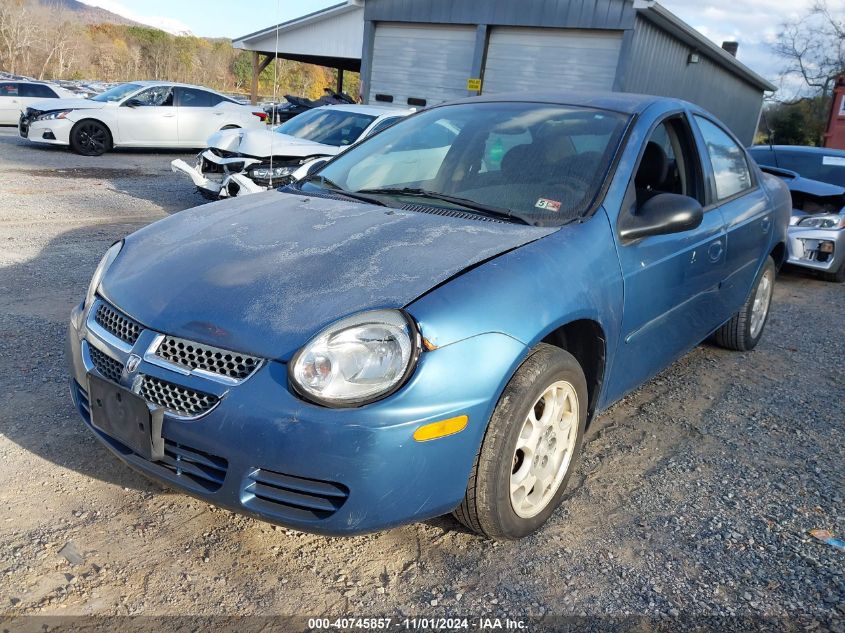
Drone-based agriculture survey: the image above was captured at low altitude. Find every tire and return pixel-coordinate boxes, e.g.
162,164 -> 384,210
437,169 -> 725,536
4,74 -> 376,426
820,259 -> 845,283
712,256 -> 776,351
453,343 -> 587,540
220,125 -> 240,130
70,120 -> 112,156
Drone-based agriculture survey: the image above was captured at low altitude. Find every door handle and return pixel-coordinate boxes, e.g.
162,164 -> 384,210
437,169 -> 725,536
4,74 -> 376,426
761,216 -> 772,233
162,113 -> 176,118
708,240 -> 723,262
214,112 -> 223,116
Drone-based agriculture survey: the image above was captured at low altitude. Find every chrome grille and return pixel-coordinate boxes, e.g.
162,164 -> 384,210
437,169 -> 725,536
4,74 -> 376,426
155,336 -> 260,380
95,302 -> 141,344
140,375 -> 218,417
89,346 -> 124,384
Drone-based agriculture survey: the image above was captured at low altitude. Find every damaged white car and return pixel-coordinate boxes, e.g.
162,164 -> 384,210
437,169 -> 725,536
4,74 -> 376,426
171,104 -> 411,199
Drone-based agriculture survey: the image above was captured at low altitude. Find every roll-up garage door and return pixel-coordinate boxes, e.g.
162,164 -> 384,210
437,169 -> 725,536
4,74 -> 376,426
369,23 -> 476,107
482,27 -> 623,94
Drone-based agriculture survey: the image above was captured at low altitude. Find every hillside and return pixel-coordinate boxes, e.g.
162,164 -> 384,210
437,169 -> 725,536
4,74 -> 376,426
30,0 -> 143,27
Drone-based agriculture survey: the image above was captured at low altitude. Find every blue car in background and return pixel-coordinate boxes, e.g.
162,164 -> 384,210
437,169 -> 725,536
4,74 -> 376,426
67,93 -> 790,539
748,145 -> 845,282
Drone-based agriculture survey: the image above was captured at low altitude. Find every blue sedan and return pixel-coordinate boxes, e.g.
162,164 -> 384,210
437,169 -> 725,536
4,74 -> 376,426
66,93 -> 790,539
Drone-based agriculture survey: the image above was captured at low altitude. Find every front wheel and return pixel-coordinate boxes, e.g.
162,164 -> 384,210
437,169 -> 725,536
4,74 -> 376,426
712,256 -> 775,351
453,344 -> 587,540
70,120 -> 112,156
820,259 -> 845,283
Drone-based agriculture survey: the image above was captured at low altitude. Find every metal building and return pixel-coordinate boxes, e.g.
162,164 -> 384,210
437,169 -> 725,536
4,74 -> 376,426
235,0 -> 775,144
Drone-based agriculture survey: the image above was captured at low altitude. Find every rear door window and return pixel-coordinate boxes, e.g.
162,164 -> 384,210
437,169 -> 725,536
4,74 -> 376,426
20,83 -> 58,98
694,116 -> 753,200
177,88 -> 221,108
0,83 -> 20,96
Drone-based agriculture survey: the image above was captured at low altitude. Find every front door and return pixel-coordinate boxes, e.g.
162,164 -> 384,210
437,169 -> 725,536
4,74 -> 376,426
117,85 -> 177,145
608,114 -> 728,400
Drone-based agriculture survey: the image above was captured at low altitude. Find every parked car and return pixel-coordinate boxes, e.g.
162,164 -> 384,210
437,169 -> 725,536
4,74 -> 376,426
171,104 -> 411,199
0,80 -> 80,125
263,88 -> 357,125
67,93 -> 789,539
749,145 -> 845,282
19,81 -> 268,155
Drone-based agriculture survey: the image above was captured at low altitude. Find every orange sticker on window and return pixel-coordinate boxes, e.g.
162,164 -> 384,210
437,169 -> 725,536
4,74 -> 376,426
535,198 -> 561,212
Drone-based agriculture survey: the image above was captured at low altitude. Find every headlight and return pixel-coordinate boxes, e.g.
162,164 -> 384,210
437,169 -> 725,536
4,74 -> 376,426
35,110 -> 72,121
249,164 -> 297,180
85,241 -> 122,310
797,214 -> 845,229
290,310 -> 420,407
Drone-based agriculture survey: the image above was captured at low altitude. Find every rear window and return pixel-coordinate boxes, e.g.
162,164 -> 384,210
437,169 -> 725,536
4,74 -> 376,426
276,108 -> 377,146
777,151 -> 845,188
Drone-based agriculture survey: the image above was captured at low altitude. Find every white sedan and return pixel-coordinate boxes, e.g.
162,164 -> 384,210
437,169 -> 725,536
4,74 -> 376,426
18,81 -> 267,155
0,80 -> 80,125
172,104 -> 412,199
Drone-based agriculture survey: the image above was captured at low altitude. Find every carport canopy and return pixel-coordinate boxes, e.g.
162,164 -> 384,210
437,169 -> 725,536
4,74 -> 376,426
232,1 -> 364,104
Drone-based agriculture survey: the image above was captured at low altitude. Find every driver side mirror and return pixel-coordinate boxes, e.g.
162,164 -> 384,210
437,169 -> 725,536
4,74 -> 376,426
124,98 -> 144,108
619,193 -> 704,241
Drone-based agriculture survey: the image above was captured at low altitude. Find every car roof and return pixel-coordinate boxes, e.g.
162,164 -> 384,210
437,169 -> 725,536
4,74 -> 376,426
444,90 -> 685,115
128,80 -> 231,97
314,103 -> 414,116
749,145 -> 845,156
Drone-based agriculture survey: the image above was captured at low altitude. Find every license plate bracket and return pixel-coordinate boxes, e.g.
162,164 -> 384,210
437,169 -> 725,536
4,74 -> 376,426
88,373 -> 164,461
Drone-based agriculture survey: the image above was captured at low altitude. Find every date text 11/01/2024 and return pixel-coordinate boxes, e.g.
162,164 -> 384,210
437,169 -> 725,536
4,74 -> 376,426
308,618 -> 527,630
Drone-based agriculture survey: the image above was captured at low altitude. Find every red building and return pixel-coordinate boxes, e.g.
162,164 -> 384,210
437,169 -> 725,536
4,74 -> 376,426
824,75 -> 845,150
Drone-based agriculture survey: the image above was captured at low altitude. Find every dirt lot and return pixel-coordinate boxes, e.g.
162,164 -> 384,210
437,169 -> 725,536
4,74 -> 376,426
0,128 -> 842,630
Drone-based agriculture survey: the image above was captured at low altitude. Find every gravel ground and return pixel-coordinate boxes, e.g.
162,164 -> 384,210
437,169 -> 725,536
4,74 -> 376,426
0,128 -> 842,631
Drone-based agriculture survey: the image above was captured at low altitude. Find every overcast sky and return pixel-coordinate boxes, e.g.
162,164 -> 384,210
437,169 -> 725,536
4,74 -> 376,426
78,0 -> 827,94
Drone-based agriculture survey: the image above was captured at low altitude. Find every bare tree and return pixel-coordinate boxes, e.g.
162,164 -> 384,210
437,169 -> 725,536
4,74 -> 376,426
0,0 -> 37,75
773,1 -> 845,103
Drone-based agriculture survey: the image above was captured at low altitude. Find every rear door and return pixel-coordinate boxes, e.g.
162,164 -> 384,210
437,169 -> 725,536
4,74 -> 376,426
18,83 -> 59,112
609,113 -> 728,399
176,87 -> 227,146
0,82 -> 22,124
117,85 -> 177,145
692,115 -> 772,315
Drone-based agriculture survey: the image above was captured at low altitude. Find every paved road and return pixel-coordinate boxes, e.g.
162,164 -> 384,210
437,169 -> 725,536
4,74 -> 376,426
0,128 -> 842,630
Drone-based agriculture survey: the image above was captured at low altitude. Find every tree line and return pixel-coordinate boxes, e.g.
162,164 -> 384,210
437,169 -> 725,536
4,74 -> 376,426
0,0 -> 359,100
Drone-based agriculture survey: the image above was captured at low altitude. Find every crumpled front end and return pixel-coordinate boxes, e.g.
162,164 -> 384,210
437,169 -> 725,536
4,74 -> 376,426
787,222 -> 845,273
172,149 -> 320,200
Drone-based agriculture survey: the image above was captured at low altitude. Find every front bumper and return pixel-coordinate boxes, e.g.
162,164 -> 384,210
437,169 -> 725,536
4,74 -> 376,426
21,117 -> 73,146
171,154 -> 269,199
786,225 -> 845,273
66,299 -> 523,535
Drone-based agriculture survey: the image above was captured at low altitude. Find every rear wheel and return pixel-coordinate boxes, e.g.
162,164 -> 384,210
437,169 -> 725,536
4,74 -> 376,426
70,120 -> 112,156
453,344 -> 587,540
820,259 -> 845,283
712,256 -> 775,351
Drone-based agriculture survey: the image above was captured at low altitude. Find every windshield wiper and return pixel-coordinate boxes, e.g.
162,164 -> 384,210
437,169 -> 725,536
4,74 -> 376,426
300,175 -> 388,207
354,187 -> 535,225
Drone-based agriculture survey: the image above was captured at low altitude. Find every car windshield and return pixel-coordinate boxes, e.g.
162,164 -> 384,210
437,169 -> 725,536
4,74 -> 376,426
90,83 -> 143,103
777,151 -> 845,188
275,108 -> 377,146
305,102 -> 629,225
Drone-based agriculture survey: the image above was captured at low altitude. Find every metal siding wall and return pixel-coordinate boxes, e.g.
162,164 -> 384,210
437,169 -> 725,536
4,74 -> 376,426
364,0 -> 635,29
623,16 -> 764,144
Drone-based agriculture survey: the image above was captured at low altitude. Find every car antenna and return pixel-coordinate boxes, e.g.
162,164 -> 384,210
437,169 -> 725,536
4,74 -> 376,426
269,0 -> 280,184
761,108 -> 774,150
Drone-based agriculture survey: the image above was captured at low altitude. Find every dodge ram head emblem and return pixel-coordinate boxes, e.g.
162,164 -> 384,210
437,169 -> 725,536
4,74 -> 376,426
125,353 -> 141,374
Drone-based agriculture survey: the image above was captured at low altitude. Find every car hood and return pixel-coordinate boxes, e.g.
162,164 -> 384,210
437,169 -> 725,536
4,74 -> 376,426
206,127 -> 340,159
100,190 -> 555,360
30,97 -> 103,112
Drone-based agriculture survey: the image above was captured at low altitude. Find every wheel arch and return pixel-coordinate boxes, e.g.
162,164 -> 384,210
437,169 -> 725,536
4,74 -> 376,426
770,241 -> 787,271
70,117 -> 114,146
539,319 -> 607,426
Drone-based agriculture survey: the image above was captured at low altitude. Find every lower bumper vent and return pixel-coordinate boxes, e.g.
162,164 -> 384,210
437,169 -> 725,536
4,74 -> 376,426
159,441 -> 228,492
140,375 -> 218,418
243,468 -> 349,521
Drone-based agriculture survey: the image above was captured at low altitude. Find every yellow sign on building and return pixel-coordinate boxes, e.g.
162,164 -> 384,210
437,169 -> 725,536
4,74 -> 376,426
466,78 -> 482,91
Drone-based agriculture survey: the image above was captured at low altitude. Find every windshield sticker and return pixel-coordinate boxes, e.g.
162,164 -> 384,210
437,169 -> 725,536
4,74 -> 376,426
822,156 -> 845,167
535,198 -> 561,212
